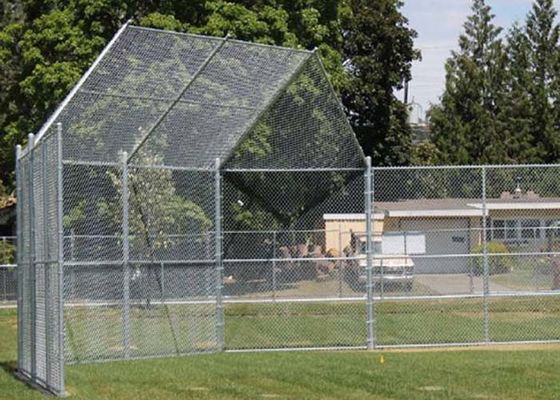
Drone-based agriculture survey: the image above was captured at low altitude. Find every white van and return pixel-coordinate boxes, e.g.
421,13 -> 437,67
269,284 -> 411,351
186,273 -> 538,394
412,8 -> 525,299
343,234 -> 415,292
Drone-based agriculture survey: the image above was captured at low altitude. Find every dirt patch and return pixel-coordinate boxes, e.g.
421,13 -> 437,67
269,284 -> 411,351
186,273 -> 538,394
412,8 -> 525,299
418,386 -> 444,391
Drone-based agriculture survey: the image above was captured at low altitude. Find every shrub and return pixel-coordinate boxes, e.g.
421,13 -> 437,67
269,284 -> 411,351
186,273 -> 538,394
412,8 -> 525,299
471,241 -> 514,275
0,241 -> 15,264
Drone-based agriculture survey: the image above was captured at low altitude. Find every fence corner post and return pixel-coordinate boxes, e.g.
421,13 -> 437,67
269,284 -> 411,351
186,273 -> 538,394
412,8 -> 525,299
27,133 -> 37,380
15,143 -> 23,372
214,158 -> 225,351
365,156 -> 376,350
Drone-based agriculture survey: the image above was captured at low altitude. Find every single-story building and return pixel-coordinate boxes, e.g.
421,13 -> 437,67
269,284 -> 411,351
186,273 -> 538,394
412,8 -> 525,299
324,188 -> 560,273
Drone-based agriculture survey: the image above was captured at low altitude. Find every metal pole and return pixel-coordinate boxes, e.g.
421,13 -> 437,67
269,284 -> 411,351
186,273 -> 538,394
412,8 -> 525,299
70,229 -> 76,299
15,144 -> 23,371
55,123 -> 65,395
365,157 -> 375,350
272,231 -> 277,301
2,265 -> 5,301
482,166 -> 490,343
160,262 -> 165,301
338,224 -> 343,298
121,151 -> 131,358
28,133 -> 37,380
41,133 -> 51,387
214,158 -> 224,351
2,239 -> 6,300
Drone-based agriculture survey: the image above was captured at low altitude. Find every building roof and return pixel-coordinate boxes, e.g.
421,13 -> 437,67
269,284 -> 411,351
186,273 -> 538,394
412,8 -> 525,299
375,196 -> 560,218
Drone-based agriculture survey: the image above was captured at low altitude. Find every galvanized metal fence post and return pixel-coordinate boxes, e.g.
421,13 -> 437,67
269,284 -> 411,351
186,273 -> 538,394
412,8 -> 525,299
160,262 -> 165,301
41,130 -> 51,387
56,122 -> 65,395
481,166 -> 490,343
28,133 -> 37,379
338,224 -> 343,298
121,151 -> 131,358
215,158 -> 225,351
69,229 -> 75,299
272,230 -> 277,301
365,157 -> 376,350
15,144 -> 23,371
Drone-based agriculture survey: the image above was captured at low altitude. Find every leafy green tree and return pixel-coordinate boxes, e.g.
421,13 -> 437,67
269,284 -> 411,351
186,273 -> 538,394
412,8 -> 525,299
430,0 -> 507,165
0,0 -> 421,192
341,0 -> 419,166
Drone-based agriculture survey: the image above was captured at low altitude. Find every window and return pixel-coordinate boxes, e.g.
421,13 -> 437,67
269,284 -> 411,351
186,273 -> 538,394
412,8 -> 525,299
492,219 -> 543,242
546,220 -> 560,239
505,220 -> 517,240
492,220 -> 505,239
521,219 -> 540,239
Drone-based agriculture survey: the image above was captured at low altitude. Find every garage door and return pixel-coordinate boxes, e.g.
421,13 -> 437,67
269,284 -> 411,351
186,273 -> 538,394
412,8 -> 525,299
400,218 -> 470,274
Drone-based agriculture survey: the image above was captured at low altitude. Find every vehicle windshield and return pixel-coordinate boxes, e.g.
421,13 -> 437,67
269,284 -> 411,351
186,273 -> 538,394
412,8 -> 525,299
356,237 -> 382,254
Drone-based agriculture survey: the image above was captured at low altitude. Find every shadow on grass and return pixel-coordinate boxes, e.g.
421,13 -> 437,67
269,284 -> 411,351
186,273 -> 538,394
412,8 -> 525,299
0,360 -> 16,374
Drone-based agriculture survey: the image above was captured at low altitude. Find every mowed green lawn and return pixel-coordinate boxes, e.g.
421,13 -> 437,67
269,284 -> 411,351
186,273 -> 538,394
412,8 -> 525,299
61,296 -> 560,358
1,297 -> 560,399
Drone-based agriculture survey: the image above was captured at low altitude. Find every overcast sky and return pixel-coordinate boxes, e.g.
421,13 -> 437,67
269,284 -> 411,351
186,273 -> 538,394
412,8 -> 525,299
401,0 -> 560,120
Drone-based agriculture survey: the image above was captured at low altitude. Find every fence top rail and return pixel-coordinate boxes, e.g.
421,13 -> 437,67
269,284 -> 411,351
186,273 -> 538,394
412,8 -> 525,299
131,25 -> 314,55
58,160 -> 560,172
373,163 -> 560,171
222,167 -> 365,173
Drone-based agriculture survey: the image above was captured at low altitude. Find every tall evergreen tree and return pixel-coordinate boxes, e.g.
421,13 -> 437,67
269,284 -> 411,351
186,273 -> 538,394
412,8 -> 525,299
524,0 -> 560,162
430,0 -> 507,164
499,23 -> 538,163
342,0 -> 419,166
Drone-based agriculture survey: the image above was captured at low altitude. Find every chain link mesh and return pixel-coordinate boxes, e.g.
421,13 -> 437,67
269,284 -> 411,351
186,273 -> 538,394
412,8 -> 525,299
0,237 -> 17,301
17,127 -> 64,394
15,24 -> 560,396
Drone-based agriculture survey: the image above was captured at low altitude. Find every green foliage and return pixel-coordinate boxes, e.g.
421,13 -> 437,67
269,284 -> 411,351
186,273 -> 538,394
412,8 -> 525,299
410,142 -> 441,166
102,141 -> 211,254
472,241 -> 515,275
0,240 -> 15,264
430,0 -> 560,166
430,0 -> 509,165
341,0 -> 419,166
0,0 -> 420,194
62,199 -> 86,228
522,0 -> 560,163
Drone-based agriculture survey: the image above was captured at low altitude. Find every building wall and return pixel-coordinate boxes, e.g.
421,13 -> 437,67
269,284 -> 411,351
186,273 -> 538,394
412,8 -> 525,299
324,218 -> 384,254
325,209 -> 560,255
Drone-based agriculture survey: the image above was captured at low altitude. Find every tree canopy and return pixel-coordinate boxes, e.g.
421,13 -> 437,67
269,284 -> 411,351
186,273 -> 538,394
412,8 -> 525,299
429,0 -> 560,166
0,0 -> 418,195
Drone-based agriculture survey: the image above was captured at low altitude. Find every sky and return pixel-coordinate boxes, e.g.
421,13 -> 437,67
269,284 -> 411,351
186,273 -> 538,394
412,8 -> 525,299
400,0 -> 560,121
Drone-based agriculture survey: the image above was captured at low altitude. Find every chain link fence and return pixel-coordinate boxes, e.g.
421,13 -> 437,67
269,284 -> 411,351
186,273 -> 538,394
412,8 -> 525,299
0,236 -> 16,302
14,24 -> 560,396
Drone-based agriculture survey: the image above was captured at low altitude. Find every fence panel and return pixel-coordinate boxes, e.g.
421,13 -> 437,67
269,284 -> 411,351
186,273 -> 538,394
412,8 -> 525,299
221,168 -> 368,350
13,160 -> 560,395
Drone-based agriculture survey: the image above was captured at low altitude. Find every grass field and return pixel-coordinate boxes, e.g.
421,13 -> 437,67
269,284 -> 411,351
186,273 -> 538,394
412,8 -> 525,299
2,307 -> 560,399
3,295 -> 560,399
59,295 -> 560,359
